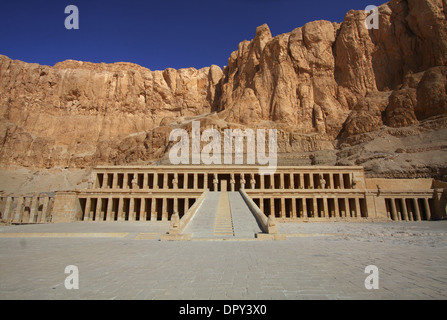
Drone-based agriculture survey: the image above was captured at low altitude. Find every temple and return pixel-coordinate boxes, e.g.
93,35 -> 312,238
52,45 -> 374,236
1,165 -> 446,239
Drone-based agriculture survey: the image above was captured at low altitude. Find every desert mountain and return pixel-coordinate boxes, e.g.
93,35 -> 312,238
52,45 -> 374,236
1,0 -> 446,184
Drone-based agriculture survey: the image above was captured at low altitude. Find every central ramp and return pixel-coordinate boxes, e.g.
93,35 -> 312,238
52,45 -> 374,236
183,192 -> 221,238
228,192 -> 263,238
184,190 -> 262,239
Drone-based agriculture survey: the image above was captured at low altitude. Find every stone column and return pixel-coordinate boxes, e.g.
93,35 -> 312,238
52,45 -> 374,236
151,198 -> 157,221
291,197 -> 297,218
230,173 -> 235,192
184,173 -> 189,189
270,199 -> 275,218
323,197 -> 328,218
84,197 -> 91,221
280,197 -> 285,218
174,197 -> 178,215
344,198 -> 350,218
173,173 -> 179,190
117,197 -> 124,221
153,173 -> 159,189
129,198 -> 135,221
12,197 -> 24,223
213,174 -> 218,191
413,198 -> 421,221
334,197 -> 340,218
106,197 -> 113,221
423,198 -> 431,220
240,173 -> 246,190
348,173 -> 354,189
302,198 -> 308,218
193,173 -> 198,190
36,198 -> 44,223
44,197 -> 52,222
28,196 -> 39,223
312,197 -> 318,218
143,174 -> 148,190
112,173 -> 117,189
406,199 -> 413,221
204,173 -> 208,190
162,198 -> 168,221
260,174 -> 265,190
259,197 -> 264,213
280,173 -> 285,190
163,173 -> 168,190
401,199 -> 409,221
345,198 -> 351,217
390,198 -> 397,221
269,174 -> 274,189
141,198 -> 147,221
355,197 -> 361,218
95,197 -> 102,221
3,197 -> 13,221
123,173 -> 129,190
433,189 -> 444,220
299,174 -> 304,189
309,174 -> 314,189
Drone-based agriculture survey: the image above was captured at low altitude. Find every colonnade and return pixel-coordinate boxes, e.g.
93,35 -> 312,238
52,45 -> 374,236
252,195 -> 367,219
93,170 -> 359,191
80,195 -> 197,222
0,195 -> 54,223
385,197 -> 432,221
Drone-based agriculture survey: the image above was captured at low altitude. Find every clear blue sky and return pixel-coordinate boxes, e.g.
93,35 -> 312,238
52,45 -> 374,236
0,0 -> 386,71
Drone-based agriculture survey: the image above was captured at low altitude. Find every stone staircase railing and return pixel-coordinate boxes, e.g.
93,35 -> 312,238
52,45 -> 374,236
161,189 -> 209,240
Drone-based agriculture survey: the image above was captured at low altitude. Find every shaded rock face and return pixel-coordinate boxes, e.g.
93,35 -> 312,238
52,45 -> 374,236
0,0 -> 446,179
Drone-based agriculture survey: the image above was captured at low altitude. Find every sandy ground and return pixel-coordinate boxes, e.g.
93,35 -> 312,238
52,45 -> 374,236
278,221 -> 447,247
1,220 -> 446,248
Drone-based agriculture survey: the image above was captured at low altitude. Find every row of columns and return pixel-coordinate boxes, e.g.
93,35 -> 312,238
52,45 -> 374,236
95,172 -> 207,190
0,196 -> 52,223
94,171 -> 357,191
387,197 -> 431,221
82,196 -> 192,222
255,196 -> 366,219
244,172 -> 356,190
78,195 -> 434,222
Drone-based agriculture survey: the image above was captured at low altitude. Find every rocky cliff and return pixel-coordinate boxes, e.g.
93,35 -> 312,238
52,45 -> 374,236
1,0 -> 446,181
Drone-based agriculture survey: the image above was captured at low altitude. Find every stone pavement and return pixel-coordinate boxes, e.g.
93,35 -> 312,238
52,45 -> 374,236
0,221 -> 446,300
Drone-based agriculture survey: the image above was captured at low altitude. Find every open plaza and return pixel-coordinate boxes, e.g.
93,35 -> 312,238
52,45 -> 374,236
0,220 -> 446,300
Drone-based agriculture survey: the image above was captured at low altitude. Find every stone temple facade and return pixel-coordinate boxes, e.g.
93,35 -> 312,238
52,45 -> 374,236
1,165 -> 446,238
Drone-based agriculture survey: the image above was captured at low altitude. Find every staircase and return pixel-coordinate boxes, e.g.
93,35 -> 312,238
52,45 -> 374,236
183,190 -> 261,239
213,191 -> 234,236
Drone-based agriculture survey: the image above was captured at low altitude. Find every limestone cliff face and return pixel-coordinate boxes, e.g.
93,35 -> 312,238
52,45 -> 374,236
220,0 -> 447,135
0,0 -> 446,178
0,56 -> 223,167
